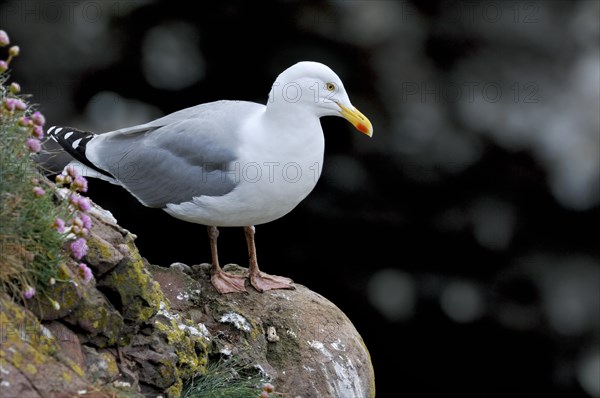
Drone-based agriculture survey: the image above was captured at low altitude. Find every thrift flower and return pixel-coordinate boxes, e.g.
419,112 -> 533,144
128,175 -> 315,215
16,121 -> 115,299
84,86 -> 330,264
33,126 -> 44,139
14,98 -> 26,111
262,383 -> 274,393
260,392 -> 269,398
31,111 -> 46,126
55,174 -> 67,185
32,187 -> 45,197
66,166 -> 79,178
8,45 -> 19,57
71,216 -> 89,237
26,137 -> 41,152
78,263 -> 93,283
77,196 -> 91,212
70,238 -> 88,260
73,217 -> 83,228
10,82 -> 20,94
69,193 -> 80,207
80,213 -> 92,229
0,60 -> 7,73
18,116 -> 31,126
23,286 -> 36,299
49,298 -> 61,310
0,30 -> 9,46
54,218 -> 66,233
72,175 -> 88,192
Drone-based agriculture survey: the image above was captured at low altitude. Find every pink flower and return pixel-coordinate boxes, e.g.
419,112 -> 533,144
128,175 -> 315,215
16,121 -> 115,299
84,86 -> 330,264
0,60 -> 7,73
26,138 -> 41,153
14,98 -> 26,111
3,97 -> 15,111
71,216 -> 89,237
77,196 -> 91,212
66,166 -> 79,178
73,217 -> 83,228
23,286 -> 36,299
32,186 -> 45,197
54,218 -> 66,233
72,175 -> 88,192
18,116 -> 31,126
70,194 -> 92,211
80,213 -> 92,229
31,111 -> 46,126
33,126 -> 44,139
70,238 -> 88,260
4,97 -> 26,111
78,263 -> 93,283
262,383 -> 274,393
69,193 -> 78,206
0,30 -> 9,47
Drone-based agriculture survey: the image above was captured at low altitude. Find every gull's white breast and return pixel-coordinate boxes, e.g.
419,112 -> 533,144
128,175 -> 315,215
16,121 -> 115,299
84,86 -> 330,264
164,109 -> 325,226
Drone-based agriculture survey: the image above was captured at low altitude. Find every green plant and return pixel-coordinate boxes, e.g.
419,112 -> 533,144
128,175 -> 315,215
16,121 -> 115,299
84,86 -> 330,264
182,357 -> 278,398
0,29 -> 93,305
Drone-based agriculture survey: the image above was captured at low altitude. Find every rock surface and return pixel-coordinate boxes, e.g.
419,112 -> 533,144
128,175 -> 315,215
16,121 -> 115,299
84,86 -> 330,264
1,205 -> 208,398
1,199 -> 375,398
152,263 -> 376,398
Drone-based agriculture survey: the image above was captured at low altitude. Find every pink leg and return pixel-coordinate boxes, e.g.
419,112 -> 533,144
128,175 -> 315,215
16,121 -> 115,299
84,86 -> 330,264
208,226 -> 247,294
244,226 -> 294,292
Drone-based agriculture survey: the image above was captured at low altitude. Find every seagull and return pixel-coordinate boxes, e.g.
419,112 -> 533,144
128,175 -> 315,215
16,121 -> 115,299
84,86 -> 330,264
48,61 -> 373,294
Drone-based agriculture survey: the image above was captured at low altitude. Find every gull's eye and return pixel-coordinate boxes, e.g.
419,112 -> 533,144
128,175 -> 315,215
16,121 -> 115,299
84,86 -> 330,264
326,82 -> 336,91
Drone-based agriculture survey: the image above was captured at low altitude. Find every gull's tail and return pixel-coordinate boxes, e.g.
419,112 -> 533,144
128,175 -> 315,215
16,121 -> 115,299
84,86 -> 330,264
47,126 -> 114,179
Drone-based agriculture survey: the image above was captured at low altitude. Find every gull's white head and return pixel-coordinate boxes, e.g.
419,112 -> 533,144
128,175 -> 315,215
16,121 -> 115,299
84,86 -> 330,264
267,61 -> 373,137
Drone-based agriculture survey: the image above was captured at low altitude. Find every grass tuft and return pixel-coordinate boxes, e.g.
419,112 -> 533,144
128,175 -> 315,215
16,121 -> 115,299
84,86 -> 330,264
182,357 -> 277,398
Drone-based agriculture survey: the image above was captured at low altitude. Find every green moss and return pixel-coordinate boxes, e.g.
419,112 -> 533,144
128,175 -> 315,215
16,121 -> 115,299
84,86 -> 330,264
265,325 -> 301,370
30,263 -> 82,320
99,236 -> 163,323
85,234 -> 121,274
154,318 -> 203,377
103,351 -> 119,377
165,378 -> 183,398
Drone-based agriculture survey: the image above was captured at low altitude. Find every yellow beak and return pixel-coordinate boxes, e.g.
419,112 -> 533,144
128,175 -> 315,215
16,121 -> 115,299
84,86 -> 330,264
338,103 -> 373,137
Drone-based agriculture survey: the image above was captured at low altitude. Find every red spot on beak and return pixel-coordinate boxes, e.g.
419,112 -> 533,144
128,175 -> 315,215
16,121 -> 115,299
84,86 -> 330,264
357,123 -> 369,134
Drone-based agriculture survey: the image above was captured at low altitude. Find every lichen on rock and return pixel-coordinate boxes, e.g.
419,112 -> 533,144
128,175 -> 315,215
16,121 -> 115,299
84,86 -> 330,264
2,199 -> 374,398
96,234 -> 162,324
0,294 -> 90,396
151,263 -> 376,398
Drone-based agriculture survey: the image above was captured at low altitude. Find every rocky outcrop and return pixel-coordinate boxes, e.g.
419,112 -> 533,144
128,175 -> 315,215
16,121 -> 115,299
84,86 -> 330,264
1,201 -> 375,398
0,206 -> 208,398
152,263 -> 376,398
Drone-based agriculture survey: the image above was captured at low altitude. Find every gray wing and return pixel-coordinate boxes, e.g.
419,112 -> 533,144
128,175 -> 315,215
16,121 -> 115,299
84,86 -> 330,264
88,101 -> 262,208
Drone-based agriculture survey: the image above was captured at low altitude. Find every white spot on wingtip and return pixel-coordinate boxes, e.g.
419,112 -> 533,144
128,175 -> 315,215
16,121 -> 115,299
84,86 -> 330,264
64,131 -> 74,140
55,127 -> 63,133
71,138 -> 82,148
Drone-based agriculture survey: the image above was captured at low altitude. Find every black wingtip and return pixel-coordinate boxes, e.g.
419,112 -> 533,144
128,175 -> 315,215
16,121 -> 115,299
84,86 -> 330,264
48,126 -> 113,178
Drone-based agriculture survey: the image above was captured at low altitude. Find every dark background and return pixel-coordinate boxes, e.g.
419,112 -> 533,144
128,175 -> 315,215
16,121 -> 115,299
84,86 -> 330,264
3,1 -> 599,397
